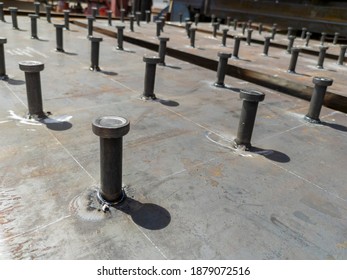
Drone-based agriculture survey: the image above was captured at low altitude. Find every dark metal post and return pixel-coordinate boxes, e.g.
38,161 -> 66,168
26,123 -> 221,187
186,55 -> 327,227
158,37 -> 169,65
116,25 -> 125,50
46,5 -> 52,23
160,16 -> 165,32
129,15 -> 134,32
304,77 -> 333,123
233,19 -> 238,31
247,20 -> 252,28
246,29 -> 253,45
287,27 -> 293,38
211,14 -> 215,25
317,46 -> 329,69
34,2 -> 40,17
271,26 -> 277,39
232,36 -> 241,59
89,36 -> 103,71
92,7 -> 97,18
337,45 -> 347,65
0,38 -> 8,80
226,16 -> 231,27
217,18 -> 221,30
305,32 -> 312,47
333,32 -> 339,45
258,23 -> 263,35
287,47 -> 301,73
286,35 -> 295,54
242,22 -> 246,35
186,21 -> 192,38
179,13 -> 183,24
29,14 -> 39,39
301,27 -> 307,39
120,8 -> 125,22
234,89 -> 265,149
9,7 -> 19,29
64,10 -> 70,30
320,32 -> 326,46
92,116 -> 130,205
145,10 -> 151,23
19,61 -> 45,119
156,20 -> 161,37
0,2 -> 5,22
190,27 -> 196,48
142,55 -> 161,100
212,22 -> 218,38
54,24 -> 65,52
107,10 -> 112,26
214,52 -> 231,88
87,16 -> 94,38
194,13 -> 199,26
263,36 -> 271,56
222,28 -> 228,46
136,11 -> 141,26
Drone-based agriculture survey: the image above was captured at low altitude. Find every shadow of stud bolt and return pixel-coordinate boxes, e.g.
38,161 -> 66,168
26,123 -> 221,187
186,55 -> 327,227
116,25 -> 125,50
0,37 -> 8,80
29,14 -> 39,39
92,116 -> 130,208
89,36 -> 103,71
54,24 -> 65,52
9,7 -> 19,29
158,37 -> 169,65
317,46 -> 329,69
19,61 -> 45,119
234,89 -> 265,149
0,2 -> 5,22
304,77 -> 333,123
287,47 -> 301,73
46,5 -> 52,23
142,55 -> 160,100
214,52 -> 231,88
337,45 -> 347,66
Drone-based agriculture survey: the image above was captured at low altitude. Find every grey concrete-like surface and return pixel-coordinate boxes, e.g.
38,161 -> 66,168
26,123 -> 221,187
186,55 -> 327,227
1,16 -> 347,260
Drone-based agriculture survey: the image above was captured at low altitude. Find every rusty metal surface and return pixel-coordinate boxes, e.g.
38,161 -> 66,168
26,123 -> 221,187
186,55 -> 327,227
1,15 -> 347,259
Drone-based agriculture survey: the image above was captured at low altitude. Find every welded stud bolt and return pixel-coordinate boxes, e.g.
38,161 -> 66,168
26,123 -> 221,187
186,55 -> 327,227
217,18 -> 221,30
212,22 -> 218,38
287,27 -> 293,38
301,27 -> 307,39
287,47 -> 301,73
234,89 -> 265,149
92,116 -> 130,205
64,10 -> 70,30
263,36 -> 271,56
92,7 -> 97,18
87,16 -> 94,37
46,5 -> 52,23
54,24 -> 65,52
9,7 -> 19,29
145,10 -> 151,23
190,27 -> 196,48
0,38 -> 8,80
242,22 -> 246,35
159,16 -> 165,32
246,29 -> 253,45
247,20 -> 252,28
158,37 -> 169,65
271,26 -> 277,40
120,8 -> 125,22
142,55 -> 161,100
0,2 -> 5,22
305,32 -> 311,47
19,61 -> 45,118
316,46 -> 329,69
211,14 -> 215,25
34,2 -> 40,17
286,35 -> 295,54
214,52 -> 231,88
232,36 -> 241,59
226,16 -> 231,27
194,13 -> 199,26
337,45 -> 347,65
129,15 -> 134,32
233,19 -> 238,30
333,32 -> 339,45
179,13 -> 183,24
222,28 -> 229,46
116,25 -> 125,50
107,10 -> 112,26
320,32 -> 326,46
186,21 -> 192,38
258,23 -> 263,35
156,20 -> 162,37
136,11 -> 141,26
29,14 -> 39,39
89,36 -> 103,71
304,77 -> 333,123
